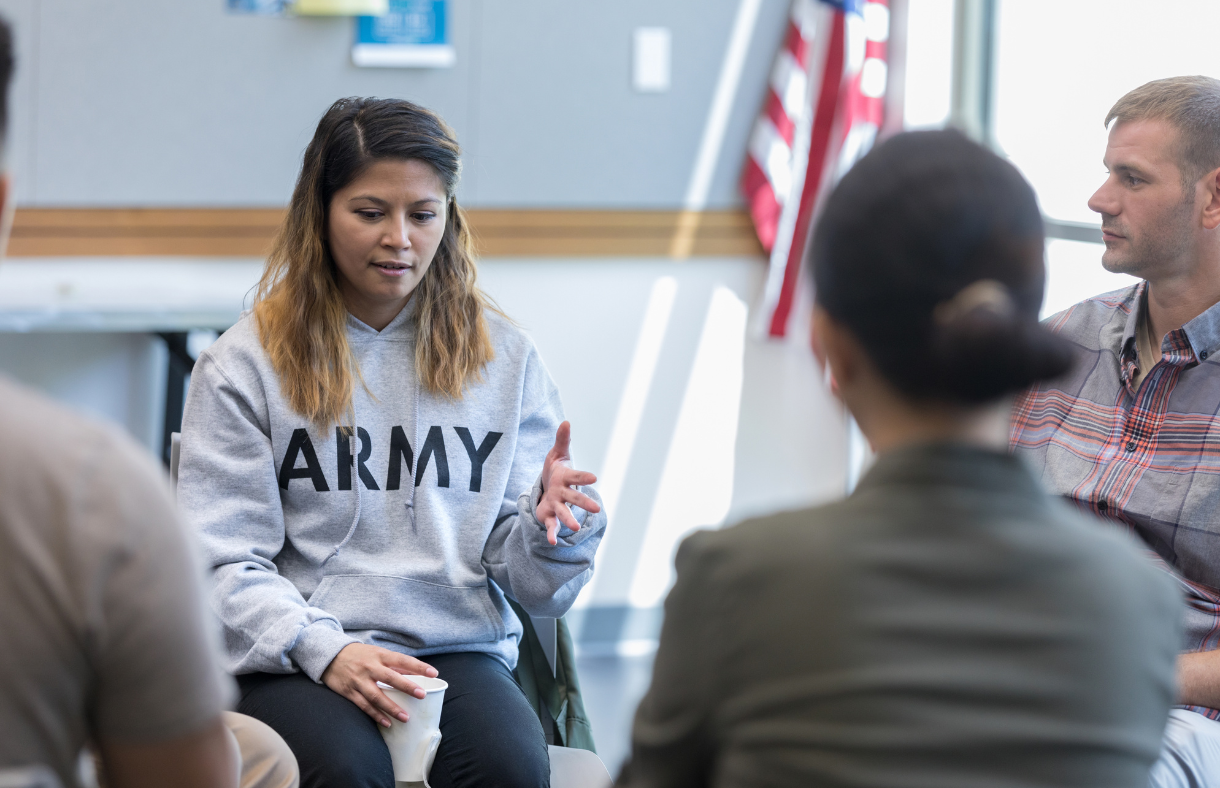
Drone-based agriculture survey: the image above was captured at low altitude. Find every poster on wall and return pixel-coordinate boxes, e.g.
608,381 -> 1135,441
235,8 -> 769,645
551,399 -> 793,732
227,0 -> 388,15
295,0 -> 388,14
352,0 -> 455,68
227,0 -> 287,12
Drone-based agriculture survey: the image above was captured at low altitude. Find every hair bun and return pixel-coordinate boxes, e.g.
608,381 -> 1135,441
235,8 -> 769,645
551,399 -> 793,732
933,280 -> 1015,327
930,281 -> 1074,402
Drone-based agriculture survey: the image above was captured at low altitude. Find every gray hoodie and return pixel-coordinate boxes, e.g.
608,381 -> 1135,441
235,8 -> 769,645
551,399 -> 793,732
178,303 -> 606,682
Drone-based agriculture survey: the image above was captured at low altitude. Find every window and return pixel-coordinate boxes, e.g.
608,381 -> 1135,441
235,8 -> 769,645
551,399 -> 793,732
995,0 -> 1220,225
990,0 -> 1220,312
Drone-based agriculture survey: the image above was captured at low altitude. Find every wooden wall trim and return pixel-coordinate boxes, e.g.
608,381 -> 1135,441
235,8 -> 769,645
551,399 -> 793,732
10,209 -> 285,257
8,208 -> 765,258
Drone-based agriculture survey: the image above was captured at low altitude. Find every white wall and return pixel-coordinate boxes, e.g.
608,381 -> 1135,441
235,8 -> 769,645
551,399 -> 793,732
0,0 -> 855,638
478,258 -> 848,613
0,255 -> 849,635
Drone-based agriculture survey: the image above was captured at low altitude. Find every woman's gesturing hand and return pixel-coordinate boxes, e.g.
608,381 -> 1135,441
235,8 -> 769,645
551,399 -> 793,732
537,421 -> 601,546
321,643 -> 438,728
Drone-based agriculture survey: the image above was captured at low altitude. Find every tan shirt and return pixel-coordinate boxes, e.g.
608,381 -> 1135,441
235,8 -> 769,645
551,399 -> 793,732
0,376 -> 231,787
1134,290 -> 1160,391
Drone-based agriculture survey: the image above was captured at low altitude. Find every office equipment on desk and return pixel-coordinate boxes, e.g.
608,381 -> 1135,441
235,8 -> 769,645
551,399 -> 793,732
0,257 -> 262,463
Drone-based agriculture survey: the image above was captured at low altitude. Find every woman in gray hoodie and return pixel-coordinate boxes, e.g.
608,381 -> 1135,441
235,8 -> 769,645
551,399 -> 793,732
178,97 -> 606,788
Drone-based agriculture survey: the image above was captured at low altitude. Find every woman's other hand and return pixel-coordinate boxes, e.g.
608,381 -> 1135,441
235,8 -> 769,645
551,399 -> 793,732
538,421 -> 601,546
321,643 -> 438,727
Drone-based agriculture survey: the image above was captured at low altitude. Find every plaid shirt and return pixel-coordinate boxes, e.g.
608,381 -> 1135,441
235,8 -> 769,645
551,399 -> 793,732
1011,282 -> 1220,718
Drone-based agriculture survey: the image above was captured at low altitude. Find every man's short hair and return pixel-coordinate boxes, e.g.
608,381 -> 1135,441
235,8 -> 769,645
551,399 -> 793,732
1106,75 -> 1220,189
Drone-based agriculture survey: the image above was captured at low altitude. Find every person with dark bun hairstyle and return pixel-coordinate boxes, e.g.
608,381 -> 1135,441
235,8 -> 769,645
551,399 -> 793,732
616,130 -> 1179,788
1011,75 -> 1220,787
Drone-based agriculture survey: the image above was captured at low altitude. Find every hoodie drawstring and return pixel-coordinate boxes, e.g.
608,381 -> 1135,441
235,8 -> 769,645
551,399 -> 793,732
321,428 -> 363,570
405,378 -> 420,531
322,327 -> 420,567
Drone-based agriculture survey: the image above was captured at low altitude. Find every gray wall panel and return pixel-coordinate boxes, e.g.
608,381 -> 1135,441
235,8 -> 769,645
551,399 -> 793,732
0,0 -> 789,208
472,0 -> 788,208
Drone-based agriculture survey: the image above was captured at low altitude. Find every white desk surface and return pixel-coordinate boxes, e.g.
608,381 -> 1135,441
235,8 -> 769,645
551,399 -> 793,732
0,257 -> 265,332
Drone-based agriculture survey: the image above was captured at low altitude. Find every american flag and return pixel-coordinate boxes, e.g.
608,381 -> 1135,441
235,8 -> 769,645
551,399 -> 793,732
744,0 -> 891,338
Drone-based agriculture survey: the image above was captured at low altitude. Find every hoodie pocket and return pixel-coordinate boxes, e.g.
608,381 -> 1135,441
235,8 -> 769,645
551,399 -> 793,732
307,574 -> 506,649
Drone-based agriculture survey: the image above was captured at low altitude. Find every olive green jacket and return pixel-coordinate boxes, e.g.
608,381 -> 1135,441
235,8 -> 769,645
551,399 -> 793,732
509,597 -> 596,753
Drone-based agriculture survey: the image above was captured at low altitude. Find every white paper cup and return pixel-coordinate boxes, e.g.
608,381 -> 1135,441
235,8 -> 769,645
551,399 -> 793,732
377,677 -> 448,785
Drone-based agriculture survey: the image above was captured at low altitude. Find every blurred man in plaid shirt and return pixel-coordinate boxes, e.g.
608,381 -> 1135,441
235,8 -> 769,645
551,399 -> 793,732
1011,76 -> 1220,787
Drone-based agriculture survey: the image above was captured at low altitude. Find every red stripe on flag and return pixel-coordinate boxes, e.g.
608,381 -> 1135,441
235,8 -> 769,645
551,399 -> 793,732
865,40 -> 886,60
784,21 -> 809,67
743,157 -> 782,252
765,89 -> 795,146
860,95 -> 884,126
767,10 -> 847,338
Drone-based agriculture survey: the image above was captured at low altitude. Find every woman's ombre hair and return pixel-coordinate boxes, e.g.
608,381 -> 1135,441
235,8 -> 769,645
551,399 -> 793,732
254,97 -> 496,428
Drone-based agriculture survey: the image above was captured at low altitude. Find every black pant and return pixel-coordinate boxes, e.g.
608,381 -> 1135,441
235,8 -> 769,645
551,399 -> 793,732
237,652 -> 550,788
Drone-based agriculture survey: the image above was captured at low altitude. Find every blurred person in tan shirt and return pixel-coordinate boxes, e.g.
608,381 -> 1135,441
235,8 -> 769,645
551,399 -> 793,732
0,14 -> 295,788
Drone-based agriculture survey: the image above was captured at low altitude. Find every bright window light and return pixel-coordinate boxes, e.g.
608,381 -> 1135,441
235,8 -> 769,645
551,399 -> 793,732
902,0 -> 955,129
1042,239 -> 1138,320
628,286 -> 748,609
995,0 -> 1220,224
595,276 -> 679,526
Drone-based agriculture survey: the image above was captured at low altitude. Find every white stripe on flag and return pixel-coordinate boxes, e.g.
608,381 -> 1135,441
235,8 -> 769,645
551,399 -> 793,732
770,49 -> 808,123
748,119 -> 794,204
845,10 -> 867,72
863,1 -> 890,41
860,58 -> 887,98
